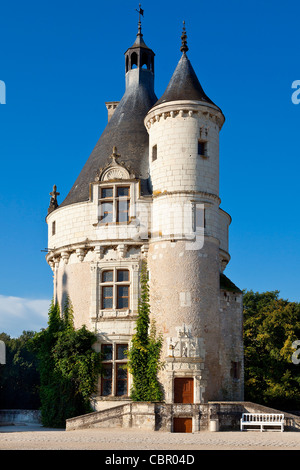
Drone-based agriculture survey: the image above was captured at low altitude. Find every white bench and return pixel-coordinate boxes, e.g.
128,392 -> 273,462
240,413 -> 284,432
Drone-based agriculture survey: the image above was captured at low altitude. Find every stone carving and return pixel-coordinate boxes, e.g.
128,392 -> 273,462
95,146 -> 135,182
102,167 -> 128,181
167,324 -> 201,358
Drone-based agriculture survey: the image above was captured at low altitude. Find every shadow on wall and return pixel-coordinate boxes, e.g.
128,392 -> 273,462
62,270 -> 68,312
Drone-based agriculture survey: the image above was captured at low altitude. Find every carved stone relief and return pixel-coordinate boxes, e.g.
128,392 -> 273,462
167,324 -> 203,359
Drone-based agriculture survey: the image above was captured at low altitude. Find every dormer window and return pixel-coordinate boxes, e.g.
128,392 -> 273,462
99,185 -> 130,225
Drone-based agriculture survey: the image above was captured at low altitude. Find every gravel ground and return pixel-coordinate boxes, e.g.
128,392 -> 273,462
0,425 -> 300,450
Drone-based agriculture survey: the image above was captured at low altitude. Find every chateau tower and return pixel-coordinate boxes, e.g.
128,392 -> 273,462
144,25 -> 243,402
46,15 -> 243,409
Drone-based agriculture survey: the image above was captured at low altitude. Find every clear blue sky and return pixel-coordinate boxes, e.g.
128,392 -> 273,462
0,0 -> 299,337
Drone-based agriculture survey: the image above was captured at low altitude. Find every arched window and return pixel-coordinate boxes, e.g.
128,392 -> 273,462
131,52 -> 138,69
141,52 -> 148,70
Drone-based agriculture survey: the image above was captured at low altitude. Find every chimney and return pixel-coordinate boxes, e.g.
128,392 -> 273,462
105,102 -> 119,122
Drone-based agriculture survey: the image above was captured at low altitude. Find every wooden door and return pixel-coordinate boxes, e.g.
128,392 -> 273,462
173,417 -> 193,433
174,378 -> 194,403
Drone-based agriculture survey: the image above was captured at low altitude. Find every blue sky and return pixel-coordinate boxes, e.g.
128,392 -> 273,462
0,0 -> 299,337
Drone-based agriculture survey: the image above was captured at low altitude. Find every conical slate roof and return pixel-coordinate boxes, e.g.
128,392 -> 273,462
154,52 -> 219,109
59,65 -> 157,209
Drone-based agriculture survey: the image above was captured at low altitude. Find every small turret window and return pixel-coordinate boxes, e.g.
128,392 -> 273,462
152,144 -> 157,162
198,140 -> 208,158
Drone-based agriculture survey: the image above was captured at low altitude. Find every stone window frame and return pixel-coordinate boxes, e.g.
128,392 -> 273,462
98,183 -> 131,225
100,267 -> 130,311
100,342 -> 129,397
92,260 -> 141,319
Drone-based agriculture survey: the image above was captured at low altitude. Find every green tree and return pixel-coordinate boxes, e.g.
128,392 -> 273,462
243,290 -> 300,410
126,262 -> 163,402
30,298 -> 102,427
0,331 -> 40,409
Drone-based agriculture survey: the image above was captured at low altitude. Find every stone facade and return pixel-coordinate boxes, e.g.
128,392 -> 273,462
45,20 -> 244,412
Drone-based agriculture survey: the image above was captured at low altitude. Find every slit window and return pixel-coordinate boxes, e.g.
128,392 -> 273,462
198,140 -> 208,157
231,361 -> 241,380
152,144 -> 157,162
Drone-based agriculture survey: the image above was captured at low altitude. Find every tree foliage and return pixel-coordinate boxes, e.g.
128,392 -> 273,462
126,262 -> 163,402
30,298 -> 102,427
243,289 -> 300,410
0,331 -> 40,409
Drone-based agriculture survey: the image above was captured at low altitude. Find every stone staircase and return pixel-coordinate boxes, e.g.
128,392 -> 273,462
65,401 -> 300,432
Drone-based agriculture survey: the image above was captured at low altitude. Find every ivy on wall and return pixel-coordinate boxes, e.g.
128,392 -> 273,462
30,298 -> 102,428
126,261 -> 164,402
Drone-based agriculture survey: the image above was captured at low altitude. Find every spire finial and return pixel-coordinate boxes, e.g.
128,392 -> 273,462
180,21 -> 189,53
136,3 -> 144,36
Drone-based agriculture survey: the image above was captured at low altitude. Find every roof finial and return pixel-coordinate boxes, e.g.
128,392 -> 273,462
136,3 -> 144,36
180,21 -> 189,53
48,184 -> 60,214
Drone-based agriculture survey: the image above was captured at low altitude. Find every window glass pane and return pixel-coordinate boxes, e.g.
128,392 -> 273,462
116,344 -> 128,360
117,187 -> 129,197
117,365 -> 128,379
117,286 -> 129,309
116,380 -> 127,396
102,364 -> 112,397
102,286 -> 113,309
116,365 -> 128,396
101,187 -> 113,198
117,200 -> 129,222
101,202 -> 113,223
101,344 -> 113,361
103,297 -> 113,309
103,364 -> 113,379
117,270 -> 129,282
102,381 -> 112,396
102,270 -> 113,283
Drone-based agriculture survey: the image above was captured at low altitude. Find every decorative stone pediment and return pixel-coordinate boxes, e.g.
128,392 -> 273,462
95,146 -> 135,182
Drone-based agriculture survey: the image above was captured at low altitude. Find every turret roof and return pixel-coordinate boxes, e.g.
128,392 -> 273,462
154,52 -> 218,108
59,36 -> 157,208
153,23 -> 221,111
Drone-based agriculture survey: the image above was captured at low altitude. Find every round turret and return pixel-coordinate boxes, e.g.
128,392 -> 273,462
144,26 -> 242,404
